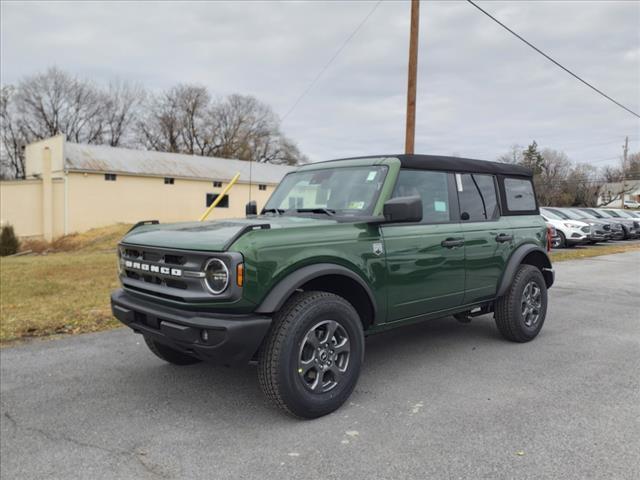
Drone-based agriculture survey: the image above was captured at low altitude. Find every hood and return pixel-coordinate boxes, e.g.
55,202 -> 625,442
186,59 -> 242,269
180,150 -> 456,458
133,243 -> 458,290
121,216 -> 339,251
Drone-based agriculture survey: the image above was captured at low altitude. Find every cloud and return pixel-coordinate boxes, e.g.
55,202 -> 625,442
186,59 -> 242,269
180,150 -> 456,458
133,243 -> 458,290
1,0 -> 639,166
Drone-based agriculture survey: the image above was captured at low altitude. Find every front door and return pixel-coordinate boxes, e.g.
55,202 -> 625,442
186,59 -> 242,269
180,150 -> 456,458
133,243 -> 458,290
381,170 -> 465,323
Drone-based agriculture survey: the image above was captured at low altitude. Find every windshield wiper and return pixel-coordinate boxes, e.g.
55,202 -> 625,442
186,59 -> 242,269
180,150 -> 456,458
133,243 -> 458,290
262,208 -> 286,215
295,208 -> 336,216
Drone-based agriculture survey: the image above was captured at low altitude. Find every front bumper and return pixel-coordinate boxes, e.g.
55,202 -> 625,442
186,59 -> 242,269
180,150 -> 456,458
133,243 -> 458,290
111,289 -> 271,366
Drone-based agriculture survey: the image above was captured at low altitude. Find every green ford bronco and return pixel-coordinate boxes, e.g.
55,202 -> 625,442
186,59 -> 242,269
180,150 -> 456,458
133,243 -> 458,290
111,154 -> 554,418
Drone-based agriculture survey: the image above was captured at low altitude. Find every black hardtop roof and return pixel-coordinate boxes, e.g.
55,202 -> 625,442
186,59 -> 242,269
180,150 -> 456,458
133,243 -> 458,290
320,154 -> 533,177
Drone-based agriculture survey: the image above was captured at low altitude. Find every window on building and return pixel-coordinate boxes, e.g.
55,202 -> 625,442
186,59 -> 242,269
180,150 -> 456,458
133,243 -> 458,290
206,193 -> 229,208
259,184 -> 267,191
457,173 -> 499,221
503,177 -> 537,212
164,177 -> 174,185
213,181 -> 223,188
104,173 -> 117,181
392,170 -> 450,224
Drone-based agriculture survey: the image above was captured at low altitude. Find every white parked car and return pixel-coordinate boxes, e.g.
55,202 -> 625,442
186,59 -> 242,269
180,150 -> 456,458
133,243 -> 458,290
540,207 -> 591,248
623,200 -> 640,209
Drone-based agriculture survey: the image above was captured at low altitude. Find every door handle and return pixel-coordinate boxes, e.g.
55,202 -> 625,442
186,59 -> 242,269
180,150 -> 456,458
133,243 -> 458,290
441,238 -> 465,248
495,233 -> 514,243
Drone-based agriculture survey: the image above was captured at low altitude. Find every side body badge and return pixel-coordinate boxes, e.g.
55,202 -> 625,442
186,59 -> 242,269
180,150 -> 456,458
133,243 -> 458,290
372,242 -> 384,256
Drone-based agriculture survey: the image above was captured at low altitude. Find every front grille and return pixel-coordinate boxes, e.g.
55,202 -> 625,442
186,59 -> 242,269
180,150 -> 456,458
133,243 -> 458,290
120,244 -> 210,300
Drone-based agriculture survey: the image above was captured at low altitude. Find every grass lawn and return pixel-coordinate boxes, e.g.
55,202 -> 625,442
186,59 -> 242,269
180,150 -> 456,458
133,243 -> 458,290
1,224 -> 130,345
550,241 -> 640,262
1,252 -> 120,344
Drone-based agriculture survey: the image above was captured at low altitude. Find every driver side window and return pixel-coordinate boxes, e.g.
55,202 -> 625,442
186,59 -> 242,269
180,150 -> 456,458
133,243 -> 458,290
392,169 -> 450,224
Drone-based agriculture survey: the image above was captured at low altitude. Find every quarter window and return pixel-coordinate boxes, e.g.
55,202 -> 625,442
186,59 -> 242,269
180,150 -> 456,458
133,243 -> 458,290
504,178 -> 536,211
457,174 -> 499,221
392,170 -> 450,224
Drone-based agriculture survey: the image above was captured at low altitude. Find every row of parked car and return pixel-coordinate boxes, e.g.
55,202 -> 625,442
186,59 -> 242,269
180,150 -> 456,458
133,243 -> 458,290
540,207 -> 640,248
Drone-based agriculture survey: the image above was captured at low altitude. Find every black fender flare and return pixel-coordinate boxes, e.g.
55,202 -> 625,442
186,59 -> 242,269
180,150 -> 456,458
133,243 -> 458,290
496,244 -> 554,298
255,263 -> 377,318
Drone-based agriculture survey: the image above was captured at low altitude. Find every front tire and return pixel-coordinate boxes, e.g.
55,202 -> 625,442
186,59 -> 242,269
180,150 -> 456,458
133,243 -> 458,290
257,291 -> 364,419
494,265 -> 548,343
144,337 -> 201,365
557,231 -> 567,248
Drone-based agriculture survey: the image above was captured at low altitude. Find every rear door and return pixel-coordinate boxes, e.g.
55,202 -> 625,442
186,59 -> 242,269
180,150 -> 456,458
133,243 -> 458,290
455,173 -> 514,304
381,170 -> 465,322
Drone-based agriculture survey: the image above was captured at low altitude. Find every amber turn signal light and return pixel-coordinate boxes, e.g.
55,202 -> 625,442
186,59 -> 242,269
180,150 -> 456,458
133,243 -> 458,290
236,263 -> 244,287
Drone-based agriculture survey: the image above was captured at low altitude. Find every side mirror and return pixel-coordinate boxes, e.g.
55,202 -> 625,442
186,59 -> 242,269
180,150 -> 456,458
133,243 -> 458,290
245,200 -> 257,216
383,196 -> 422,223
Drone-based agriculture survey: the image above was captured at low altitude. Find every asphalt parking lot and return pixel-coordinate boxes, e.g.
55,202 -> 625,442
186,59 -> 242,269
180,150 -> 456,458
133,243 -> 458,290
1,251 -> 639,480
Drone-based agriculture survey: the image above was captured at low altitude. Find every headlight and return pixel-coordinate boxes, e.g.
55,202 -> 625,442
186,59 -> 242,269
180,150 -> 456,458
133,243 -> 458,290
204,258 -> 229,294
563,223 -> 575,229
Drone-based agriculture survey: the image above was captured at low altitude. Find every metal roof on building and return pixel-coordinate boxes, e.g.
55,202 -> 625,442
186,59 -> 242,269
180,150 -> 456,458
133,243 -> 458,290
64,142 -> 295,184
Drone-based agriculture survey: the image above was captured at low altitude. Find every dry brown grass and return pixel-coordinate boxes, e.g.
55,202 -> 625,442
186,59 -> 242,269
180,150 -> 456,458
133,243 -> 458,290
1,224 -> 131,344
20,223 -> 131,254
551,241 -> 640,262
1,251 -> 121,344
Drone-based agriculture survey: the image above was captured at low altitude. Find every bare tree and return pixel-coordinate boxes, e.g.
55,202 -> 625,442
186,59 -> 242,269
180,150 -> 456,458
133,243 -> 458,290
0,86 -> 28,179
497,144 -> 523,164
102,80 -> 146,147
17,67 -> 104,144
138,88 -> 307,164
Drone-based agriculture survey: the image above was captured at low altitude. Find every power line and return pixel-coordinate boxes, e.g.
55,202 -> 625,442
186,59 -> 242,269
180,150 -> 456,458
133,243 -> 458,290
466,0 -> 640,119
280,0 -> 383,123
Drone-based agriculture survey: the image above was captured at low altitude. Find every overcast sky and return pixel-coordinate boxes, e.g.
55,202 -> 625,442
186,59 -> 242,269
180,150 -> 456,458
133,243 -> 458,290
2,0 -> 639,167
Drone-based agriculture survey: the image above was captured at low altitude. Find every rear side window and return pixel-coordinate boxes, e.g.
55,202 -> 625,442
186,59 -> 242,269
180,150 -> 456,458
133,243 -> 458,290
503,178 -> 536,212
457,173 -> 499,221
392,170 -> 450,224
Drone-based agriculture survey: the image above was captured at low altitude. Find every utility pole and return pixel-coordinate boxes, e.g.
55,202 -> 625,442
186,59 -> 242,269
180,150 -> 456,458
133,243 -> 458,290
621,136 -> 629,208
404,0 -> 420,155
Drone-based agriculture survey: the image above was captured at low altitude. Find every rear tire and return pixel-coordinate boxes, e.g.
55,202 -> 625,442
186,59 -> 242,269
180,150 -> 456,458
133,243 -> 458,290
257,291 -> 364,419
494,265 -> 548,343
144,337 -> 201,365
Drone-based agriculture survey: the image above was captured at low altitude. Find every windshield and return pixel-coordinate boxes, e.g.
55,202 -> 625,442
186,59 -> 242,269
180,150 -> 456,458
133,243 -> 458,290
540,208 -> 562,220
595,209 -> 613,218
576,209 -> 597,219
582,208 -> 603,218
602,210 -> 621,218
559,208 -> 583,220
544,207 -> 570,220
598,210 -> 618,218
264,166 -> 388,217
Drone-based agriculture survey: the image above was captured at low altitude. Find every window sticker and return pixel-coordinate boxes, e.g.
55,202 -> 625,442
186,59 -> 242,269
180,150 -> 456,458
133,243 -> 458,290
455,173 -> 463,192
348,201 -> 366,209
434,201 -> 447,212
366,171 -> 378,182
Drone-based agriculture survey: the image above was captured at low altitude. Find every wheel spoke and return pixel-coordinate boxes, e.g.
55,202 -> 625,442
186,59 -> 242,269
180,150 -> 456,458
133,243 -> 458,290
306,331 -> 320,348
310,369 -> 323,391
328,364 -> 345,383
325,321 -> 338,344
333,337 -> 350,355
299,358 -> 315,375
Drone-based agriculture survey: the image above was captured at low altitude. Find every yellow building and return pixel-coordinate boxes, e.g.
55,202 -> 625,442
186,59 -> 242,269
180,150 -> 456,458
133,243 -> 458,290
0,135 -> 294,240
